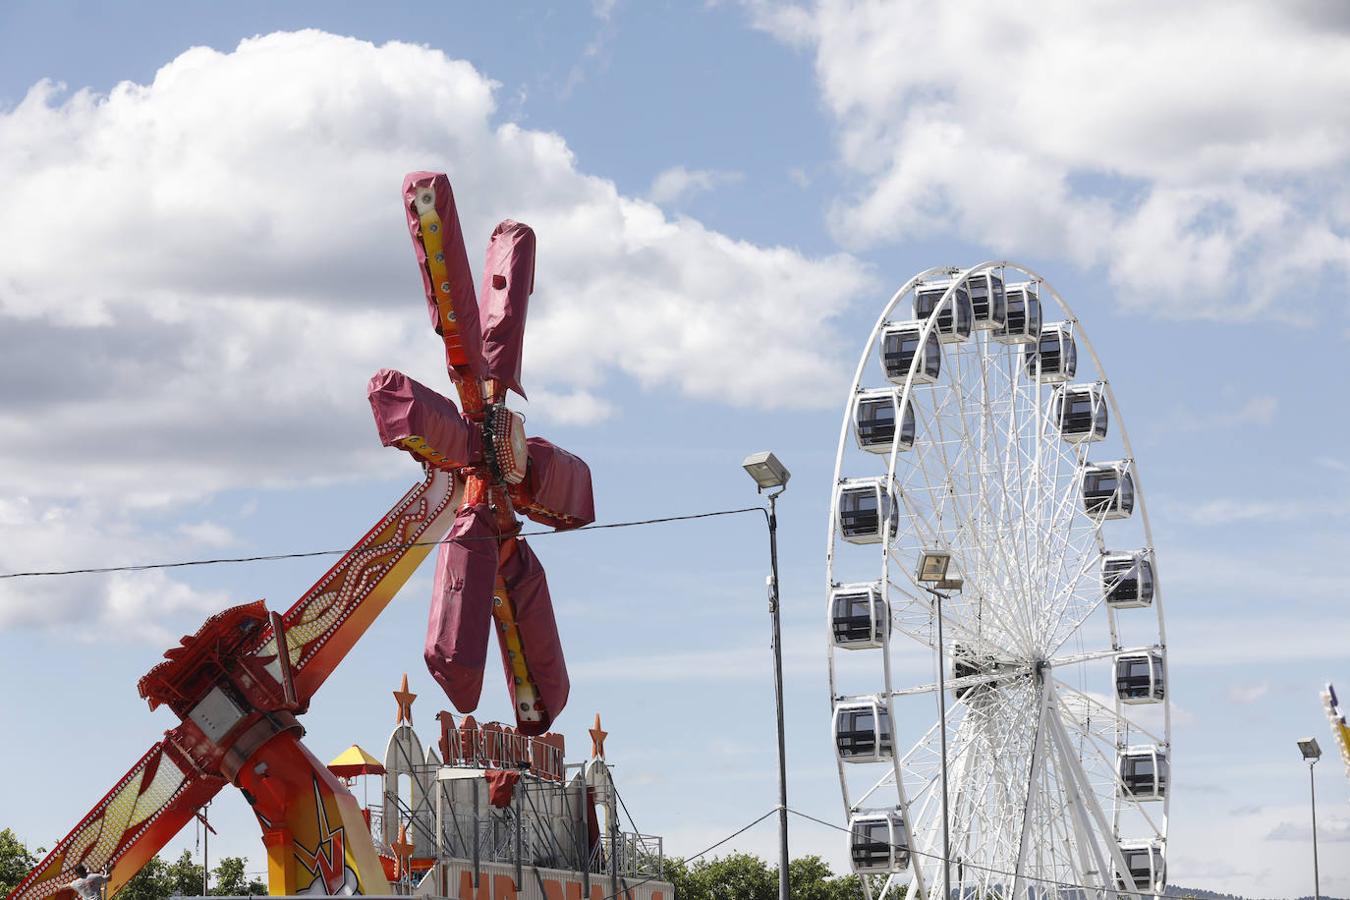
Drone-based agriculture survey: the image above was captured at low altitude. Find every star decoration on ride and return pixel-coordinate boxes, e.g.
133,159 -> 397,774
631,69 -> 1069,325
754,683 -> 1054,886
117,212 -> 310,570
588,713 -> 608,760
368,171 -> 596,737
393,672 -> 417,725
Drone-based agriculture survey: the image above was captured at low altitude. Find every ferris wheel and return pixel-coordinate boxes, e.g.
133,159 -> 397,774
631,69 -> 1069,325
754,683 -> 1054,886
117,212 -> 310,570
825,263 -> 1170,900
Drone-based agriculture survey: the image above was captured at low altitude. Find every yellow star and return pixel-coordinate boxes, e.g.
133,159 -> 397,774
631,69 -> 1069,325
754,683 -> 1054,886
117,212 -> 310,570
589,713 -> 608,760
393,673 -> 417,725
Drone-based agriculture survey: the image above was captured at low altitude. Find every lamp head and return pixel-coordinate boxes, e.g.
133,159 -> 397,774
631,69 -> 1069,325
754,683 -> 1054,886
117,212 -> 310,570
1297,737 -> 1322,761
742,451 -> 790,493
917,549 -> 952,584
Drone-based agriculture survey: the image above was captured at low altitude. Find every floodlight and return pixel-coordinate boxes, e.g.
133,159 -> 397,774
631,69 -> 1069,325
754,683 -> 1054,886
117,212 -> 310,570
935,578 -> 964,592
916,550 -> 951,584
1297,737 -> 1322,761
742,451 -> 791,492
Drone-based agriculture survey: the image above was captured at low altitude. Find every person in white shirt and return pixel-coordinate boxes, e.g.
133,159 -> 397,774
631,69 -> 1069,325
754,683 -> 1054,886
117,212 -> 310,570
68,864 -> 109,900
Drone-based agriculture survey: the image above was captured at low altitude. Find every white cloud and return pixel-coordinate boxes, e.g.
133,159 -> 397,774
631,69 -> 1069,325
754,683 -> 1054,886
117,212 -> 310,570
1174,394 -> 1278,431
1226,682 -> 1270,705
0,30 -> 871,630
647,165 -> 744,204
0,498 -> 229,641
1267,814 -> 1350,843
748,0 -> 1350,318
1173,497 -> 1346,526
569,625 -> 824,682
177,521 -> 238,547
1169,613 -> 1350,667
0,31 -> 868,505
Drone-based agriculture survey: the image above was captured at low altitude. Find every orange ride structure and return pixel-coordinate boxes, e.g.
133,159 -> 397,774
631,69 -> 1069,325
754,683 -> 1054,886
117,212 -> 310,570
7,172 -> 608,900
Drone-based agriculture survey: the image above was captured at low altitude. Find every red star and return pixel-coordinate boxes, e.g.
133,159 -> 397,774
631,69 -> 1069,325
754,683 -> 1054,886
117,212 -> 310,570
390,824 -> 415,877
393,674 -> 417,725
589,713 -> 608,760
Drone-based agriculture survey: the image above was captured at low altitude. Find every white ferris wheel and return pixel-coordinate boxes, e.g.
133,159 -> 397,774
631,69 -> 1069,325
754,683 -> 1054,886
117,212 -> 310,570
826,263 -> 1171,900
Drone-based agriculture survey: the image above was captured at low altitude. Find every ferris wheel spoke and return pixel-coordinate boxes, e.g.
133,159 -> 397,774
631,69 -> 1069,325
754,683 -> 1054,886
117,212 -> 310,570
1031,443 -> 1085,628
1047,646 -> 1130,669
885,577 -> 1030,662
1042,720 -> 1113,891
1042,535 -> 1109,653
952,693 -> 1038,882
887,664 -> 1036,698
1046,687 -> 1140,890
989,370 -> 1040,616
949,340 -> 1047,654
1052,675 -> 1167,748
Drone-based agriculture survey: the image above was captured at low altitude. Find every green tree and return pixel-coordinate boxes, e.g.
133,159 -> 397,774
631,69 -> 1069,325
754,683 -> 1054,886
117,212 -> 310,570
119,856 -> 174,900
663,851 -> 865,900
789,854 -> 866,900
166,849 -> 205,897
0,829 -> 39,898
209,857 -> 265,896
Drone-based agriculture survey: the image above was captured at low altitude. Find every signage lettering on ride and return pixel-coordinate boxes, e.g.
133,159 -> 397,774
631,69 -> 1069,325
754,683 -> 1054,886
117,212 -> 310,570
437,712 -> 566,781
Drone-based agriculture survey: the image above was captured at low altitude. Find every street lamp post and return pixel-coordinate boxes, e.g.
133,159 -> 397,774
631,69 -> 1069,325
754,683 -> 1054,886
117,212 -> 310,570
917,550 -> 962,900
742,451 -> 792,900
1298,738 -> 1322,900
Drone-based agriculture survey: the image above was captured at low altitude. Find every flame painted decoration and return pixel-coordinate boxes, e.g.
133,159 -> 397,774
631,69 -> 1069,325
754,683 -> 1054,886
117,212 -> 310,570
369,172 -> 595,736
4,172 -> 592,900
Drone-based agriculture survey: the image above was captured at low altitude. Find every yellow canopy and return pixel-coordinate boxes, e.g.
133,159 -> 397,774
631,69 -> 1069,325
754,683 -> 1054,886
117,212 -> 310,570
328,744 -> 385,777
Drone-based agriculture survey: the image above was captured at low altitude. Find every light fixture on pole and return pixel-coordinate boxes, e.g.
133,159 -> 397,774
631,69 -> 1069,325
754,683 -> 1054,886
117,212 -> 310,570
741,451 -> 791,900
1298,737 -> 1322,900
916,549 -> 960,900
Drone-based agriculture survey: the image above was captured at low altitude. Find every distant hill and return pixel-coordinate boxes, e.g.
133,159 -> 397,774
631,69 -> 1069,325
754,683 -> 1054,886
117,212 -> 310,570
1166,887 -> 1346,900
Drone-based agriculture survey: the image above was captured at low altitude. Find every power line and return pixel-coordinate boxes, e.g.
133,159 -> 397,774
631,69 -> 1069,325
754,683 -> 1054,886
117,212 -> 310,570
785,807 -> 1164,900
596,807 -> 779,900
0,506 -> 764,581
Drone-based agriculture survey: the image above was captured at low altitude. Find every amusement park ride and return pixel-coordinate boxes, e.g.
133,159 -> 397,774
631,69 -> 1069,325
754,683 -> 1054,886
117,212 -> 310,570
1324,683 -> 1350,787
828,265 -> 1173,900
5,173 -> 662,900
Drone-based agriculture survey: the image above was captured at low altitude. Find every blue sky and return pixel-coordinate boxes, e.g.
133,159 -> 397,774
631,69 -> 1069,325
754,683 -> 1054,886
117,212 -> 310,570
0,2 -> 1348,897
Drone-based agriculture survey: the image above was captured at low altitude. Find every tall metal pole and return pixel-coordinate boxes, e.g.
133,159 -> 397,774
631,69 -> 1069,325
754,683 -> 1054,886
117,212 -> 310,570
767,491 -> 791,900
931,589 -> 952,900
1309,760 -> 1320,900
201,804 -> 209,897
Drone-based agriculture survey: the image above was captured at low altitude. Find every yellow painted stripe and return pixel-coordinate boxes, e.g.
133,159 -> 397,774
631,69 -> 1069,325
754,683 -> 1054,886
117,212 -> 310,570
417,210 -> 462,337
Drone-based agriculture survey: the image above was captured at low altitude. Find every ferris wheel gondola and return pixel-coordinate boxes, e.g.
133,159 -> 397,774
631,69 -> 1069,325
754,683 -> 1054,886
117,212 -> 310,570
826,262 -> 1171,900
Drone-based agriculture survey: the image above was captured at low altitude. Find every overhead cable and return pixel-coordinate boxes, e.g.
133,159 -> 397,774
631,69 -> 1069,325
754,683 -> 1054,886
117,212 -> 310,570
0,507 -> 764,581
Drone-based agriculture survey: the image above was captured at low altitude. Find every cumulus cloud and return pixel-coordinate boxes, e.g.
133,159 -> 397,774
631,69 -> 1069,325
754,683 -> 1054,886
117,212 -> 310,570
0,30 -> 870,629
0,497 -> 230,641
1174,394 -> 1278,431
1225,682 -> 1270,704
748,0 -> 1350,318
1173,497 -> 1346,526
1267,815 -> 1350,843
647,165 -> 744,204
0,31 -> 869,499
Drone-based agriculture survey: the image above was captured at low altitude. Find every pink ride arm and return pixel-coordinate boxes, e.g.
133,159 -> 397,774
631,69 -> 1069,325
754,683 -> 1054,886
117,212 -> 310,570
425,504 -> 501,714
403,172 -> 487,380
368,368 -> 482,469
478,220 -> 536,399
496,537 -> 569,735
509,437 -> 596,531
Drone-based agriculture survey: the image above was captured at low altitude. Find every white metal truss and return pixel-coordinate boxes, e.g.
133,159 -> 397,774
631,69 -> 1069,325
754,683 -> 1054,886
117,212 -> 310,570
827,262 -> 1171,900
